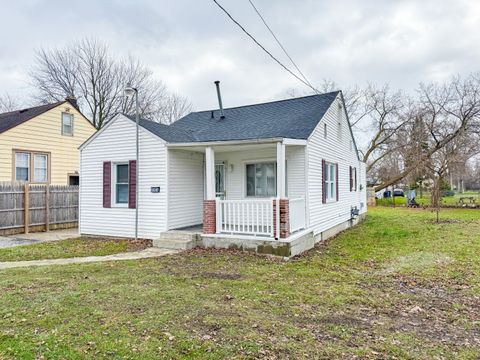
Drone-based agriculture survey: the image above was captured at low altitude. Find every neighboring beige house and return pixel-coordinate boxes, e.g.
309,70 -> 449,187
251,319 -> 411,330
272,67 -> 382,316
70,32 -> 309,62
0,98 -> 96,185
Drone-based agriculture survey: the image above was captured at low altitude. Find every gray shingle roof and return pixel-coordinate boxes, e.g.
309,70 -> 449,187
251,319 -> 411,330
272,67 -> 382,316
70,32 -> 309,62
134,91 -> 340,143
0,101 -> 66,134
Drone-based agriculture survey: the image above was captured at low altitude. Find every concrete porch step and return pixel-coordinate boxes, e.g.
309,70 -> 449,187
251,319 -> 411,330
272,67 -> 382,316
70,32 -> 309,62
153,231 -> 200,250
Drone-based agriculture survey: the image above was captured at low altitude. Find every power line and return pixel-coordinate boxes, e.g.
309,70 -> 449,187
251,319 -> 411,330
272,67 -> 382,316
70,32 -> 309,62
212,0 -> 319,94
247,0 -> 317,92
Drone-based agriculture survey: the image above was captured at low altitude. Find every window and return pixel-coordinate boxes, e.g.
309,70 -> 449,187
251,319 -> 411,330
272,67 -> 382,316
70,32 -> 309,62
325,162 -> 336,201
246,162 -> 276,197
324,123 -> 327,138
15,152 -> 30,181
115,163 -> 129,204
62,112 -> 74,136
14,151 -> 49,182
33,154 -> 48,182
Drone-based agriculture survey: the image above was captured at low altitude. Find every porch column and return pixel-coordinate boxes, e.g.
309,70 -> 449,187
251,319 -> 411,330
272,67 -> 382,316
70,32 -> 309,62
275,142 -> 289,239
276,142 -> 286,198
203,147 -> 216,234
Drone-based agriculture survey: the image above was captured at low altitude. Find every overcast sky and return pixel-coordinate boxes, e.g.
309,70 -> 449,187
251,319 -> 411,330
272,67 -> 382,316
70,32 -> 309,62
1,0 -> 479,111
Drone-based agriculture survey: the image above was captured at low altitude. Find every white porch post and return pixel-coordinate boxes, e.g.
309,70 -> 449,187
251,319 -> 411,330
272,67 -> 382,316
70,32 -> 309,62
275,141 -> 289,239
276,142 -> 286,198
205,146 -> 216,200
204,146 -> 217,234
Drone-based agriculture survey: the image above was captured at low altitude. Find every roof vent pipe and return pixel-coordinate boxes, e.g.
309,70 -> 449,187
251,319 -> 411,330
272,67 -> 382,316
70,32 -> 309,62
214,80 -> 225,119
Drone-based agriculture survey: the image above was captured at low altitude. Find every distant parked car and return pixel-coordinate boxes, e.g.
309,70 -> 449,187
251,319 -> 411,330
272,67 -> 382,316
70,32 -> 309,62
393,189 -> 405,197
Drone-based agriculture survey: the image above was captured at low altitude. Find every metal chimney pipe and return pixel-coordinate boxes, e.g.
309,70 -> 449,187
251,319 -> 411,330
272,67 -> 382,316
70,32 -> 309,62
214,80 -> 225,119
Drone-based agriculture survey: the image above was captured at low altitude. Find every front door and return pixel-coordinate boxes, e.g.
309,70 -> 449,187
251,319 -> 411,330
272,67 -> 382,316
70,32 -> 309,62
215,162 -> 226,199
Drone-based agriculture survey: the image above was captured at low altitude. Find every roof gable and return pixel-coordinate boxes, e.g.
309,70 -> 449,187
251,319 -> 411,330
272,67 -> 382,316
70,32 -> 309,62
0,99 -> 94,134
0,101 -> 66,134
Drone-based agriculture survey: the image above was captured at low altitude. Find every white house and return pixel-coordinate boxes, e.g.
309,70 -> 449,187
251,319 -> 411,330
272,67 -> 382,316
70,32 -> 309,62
79,90 -> 367,257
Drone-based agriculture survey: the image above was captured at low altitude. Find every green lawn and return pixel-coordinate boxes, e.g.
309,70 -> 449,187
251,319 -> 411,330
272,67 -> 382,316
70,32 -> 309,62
1,208 -> 479,359
0,237 -> 150,262
377,191 -> 480,207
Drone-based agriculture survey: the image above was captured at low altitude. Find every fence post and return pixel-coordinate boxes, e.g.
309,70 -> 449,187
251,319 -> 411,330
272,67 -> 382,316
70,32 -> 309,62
24,184 -> 29,234
45,185 -> 50,232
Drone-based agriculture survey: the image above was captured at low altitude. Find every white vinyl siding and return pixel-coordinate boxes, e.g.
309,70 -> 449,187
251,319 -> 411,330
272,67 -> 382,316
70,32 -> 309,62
80,115 -> 167,239
307,94 -> 367,236
167,150 -> 204,229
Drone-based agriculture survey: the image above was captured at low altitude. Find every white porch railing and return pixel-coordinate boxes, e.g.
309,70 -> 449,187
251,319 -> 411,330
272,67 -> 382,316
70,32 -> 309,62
216,198 -> 274,237
289,197 -> 306,233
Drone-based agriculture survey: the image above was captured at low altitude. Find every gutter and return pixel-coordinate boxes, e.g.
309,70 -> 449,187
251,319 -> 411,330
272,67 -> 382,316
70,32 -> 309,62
166,138 -> 307,148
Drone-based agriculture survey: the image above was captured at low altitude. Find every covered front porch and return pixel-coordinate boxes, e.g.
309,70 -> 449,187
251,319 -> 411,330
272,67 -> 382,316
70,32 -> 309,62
167,138 -> 308,240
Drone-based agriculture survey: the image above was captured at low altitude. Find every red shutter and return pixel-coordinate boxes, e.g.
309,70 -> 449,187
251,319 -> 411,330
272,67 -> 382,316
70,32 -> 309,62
103,161 -> 111,208
355,168 -> 357,191
128,160 -> 137,209
322,159 -> 326,204
336,163 -> 339,202
349,166 -> 353,191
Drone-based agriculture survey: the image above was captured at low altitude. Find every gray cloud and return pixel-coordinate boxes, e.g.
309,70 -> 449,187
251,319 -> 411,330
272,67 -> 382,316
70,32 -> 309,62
1,0 -> 479,111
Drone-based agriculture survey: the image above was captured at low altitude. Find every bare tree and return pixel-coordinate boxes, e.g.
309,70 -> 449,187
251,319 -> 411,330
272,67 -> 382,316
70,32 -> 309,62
373,74 -> 480,191
30,38 -> 192,128
0,93 -> 20,113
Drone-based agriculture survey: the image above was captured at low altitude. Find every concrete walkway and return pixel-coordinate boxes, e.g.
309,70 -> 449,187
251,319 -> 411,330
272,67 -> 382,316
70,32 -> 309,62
0,247 -> 178,270
0,228 -> 79,249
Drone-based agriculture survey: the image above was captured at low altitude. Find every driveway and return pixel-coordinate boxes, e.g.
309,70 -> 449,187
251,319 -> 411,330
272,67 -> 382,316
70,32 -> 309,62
0,228 -> 79,249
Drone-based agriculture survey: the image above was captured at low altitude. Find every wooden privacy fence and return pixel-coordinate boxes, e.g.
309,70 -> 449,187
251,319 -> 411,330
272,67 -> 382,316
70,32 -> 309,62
0,183 -> 79,235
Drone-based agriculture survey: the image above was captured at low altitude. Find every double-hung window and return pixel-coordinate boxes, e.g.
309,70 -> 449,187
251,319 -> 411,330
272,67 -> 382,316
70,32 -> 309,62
14,151 -> 49,182
62,112 -> 74,136
115,163 -> 129,204
246,162 -> 276,197
15,152 -> 30,181
33,154 -> 48,182
325,162 -> 336,201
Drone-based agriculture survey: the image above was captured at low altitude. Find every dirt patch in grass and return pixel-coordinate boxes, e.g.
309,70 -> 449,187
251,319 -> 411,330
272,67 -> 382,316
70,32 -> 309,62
380,251 -> 453,275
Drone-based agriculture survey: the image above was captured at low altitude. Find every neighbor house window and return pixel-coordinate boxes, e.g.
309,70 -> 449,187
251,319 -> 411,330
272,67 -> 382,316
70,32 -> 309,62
246,162 -> 276,197
14,151 -> 49,182
324,123 -> 327,138
325,162 -> 336,201
115,163 -> 129,204
15,152 -> 30,181
33,154 -> 48,182
62,112 -> 74,136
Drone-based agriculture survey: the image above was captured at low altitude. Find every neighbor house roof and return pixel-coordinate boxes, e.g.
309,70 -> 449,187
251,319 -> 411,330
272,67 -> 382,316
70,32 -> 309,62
0,99 -> 77,134
129,91 -> 340,143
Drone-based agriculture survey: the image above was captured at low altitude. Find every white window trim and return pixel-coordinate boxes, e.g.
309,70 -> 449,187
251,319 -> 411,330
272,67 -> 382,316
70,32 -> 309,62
112,162 -> 129,208
62,112 -> 74,136
244,160 -> 277,198
325,161 -> 336,203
